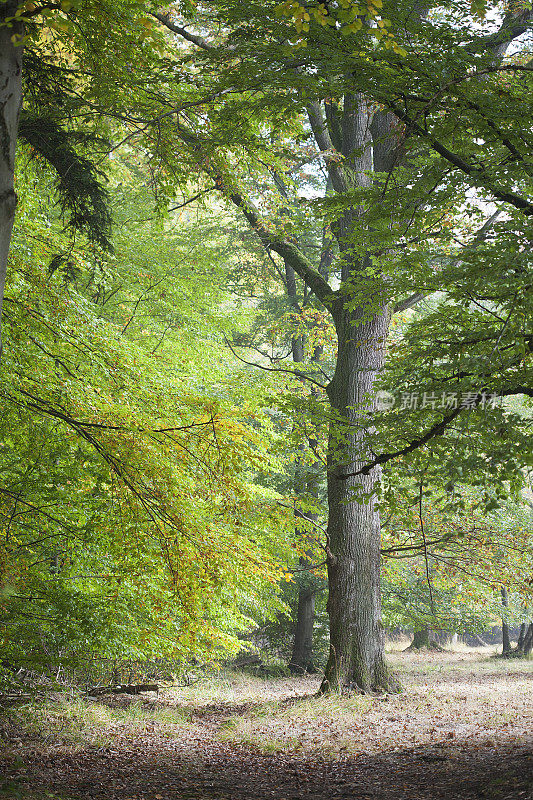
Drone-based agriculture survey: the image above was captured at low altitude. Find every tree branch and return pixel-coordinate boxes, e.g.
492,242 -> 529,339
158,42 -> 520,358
339,386 -> 533,478
468,6 -> 533,62
385,101 -> 533,216
394,292 -> 426,313
225,185 -> 334,306
224,336 -> 327,389
306,102 -> 347,194
150,11 -> 214,51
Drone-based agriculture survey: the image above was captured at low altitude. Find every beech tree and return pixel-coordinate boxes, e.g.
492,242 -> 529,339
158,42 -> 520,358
136,0 -> 532,692
0,153 -> 293,678
0,1 -> 23,355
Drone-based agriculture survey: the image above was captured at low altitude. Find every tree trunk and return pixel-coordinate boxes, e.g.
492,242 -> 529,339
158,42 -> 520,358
501,587 -> 511,655
316,95 -> 397,694
286,267 -> 318,674
516,622 -> 526,652
522,622 -> 533,656
320,302 -> 394,693
0,3 -> 23,356
410,627 -> 431,649
289,585 -> 316,673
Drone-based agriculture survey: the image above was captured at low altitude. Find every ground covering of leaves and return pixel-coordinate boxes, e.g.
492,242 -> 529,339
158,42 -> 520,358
1,649 -> 532,800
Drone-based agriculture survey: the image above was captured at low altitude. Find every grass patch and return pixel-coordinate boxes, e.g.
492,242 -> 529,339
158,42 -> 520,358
0,695 -> 189,754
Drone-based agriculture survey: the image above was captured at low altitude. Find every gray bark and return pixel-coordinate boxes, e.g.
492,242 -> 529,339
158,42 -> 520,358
517,622 -> 526,652
286,262 -> 317,675
315,97 -> 397,693
0,2 -> 23,357
320,299 -> 391,692
522,622 -> 533,656
501,587 -> 511,655
289,584 -> 316,673
411,627 -> 431,649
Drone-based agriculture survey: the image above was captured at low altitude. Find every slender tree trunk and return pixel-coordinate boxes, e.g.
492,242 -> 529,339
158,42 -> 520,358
517,622 -> 526,653
289,457 -> 318,674
501,587 -> 511,655
289,584 -> 316,673
284,264 -> 319,675
0,3 -> 23,356
522,622 -> 533,656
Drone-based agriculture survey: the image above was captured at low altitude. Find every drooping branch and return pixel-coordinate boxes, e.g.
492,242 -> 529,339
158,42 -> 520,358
19,115 -> 113,249
339,385 -> 533,479
224,336 -> 327,389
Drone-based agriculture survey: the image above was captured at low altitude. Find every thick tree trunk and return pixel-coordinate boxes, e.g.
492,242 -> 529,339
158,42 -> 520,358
317,95 -> 398,694
501,587 -> 511,655
411,627 -> 431,649
320,302 -> 394,693
0,3 -> 23,356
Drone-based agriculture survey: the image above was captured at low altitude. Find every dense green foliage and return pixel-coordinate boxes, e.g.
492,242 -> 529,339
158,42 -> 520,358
0,151 -> 294,682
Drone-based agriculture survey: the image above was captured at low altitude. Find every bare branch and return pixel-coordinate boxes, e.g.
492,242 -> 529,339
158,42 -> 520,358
224,336 -> 327,389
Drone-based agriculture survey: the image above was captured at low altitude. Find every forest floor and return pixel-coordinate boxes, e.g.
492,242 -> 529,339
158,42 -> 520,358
0,648 -> 532,800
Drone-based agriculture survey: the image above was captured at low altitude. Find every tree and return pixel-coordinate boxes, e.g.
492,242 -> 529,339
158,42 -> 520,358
8,0 -> 530,691
0,1 -> 23,355
381,486 -> 533,652
0,151 -> 293,680
0,0 -> 163,352
135,0 -> 532,692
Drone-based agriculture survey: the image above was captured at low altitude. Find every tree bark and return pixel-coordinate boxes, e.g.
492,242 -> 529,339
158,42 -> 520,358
316,96 -> 396,694
501,587 -> 511,655
0,2 -> 23,357
516,622 -> 526,652
410,627 -> 431,649
289,585 -> 316,673
320,300 -> 393,693
522,622 -> 533,656
285,264 -> 318,675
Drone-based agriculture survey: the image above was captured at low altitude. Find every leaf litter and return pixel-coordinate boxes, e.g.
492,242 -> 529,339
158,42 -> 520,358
0,650 -> 531,799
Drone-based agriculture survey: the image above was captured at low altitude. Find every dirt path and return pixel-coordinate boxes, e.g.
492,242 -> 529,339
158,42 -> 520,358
1,652 -> 532,800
